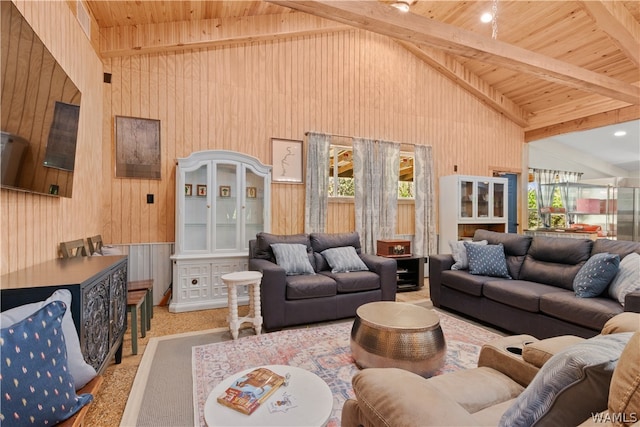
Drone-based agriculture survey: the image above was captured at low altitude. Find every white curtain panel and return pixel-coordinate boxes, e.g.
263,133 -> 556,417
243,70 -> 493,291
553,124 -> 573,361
354,139 -> 400,254
305,132 -> 331,233
558,171 -> 582,215
414,145 -> 437,257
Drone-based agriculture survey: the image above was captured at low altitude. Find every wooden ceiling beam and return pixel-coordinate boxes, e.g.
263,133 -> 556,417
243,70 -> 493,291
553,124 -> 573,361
579,1 -> 640,68
524,105 -> 640,142
267,0 -> 640,105
98,12 -> 351,58
397,41 -> 529,126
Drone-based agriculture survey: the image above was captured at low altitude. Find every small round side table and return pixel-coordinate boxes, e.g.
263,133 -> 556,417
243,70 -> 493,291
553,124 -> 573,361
221,271 -> 263,340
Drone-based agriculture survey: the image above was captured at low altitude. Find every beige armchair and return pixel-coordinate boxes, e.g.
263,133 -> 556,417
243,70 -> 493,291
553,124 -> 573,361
342,313 -> 640,427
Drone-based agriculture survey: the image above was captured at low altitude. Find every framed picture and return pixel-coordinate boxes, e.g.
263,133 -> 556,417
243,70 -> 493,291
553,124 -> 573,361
246,187 -> 257,198
271,138 -> 303,184
115,115 -> 161,179
185,184 -> 192,196
219,185 -> 230,197
197,184 -> 207,197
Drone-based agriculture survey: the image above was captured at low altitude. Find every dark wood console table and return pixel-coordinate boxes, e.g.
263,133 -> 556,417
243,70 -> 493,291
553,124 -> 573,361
1,255 -> 128,374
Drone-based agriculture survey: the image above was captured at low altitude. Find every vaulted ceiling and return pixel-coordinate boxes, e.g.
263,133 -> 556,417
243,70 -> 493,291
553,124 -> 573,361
84,1 -> 640,141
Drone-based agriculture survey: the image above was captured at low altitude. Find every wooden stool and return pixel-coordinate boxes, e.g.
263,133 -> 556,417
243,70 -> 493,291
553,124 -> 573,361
127,290 -> 147,355
220,271 -> 263,340
128,279 -> 154,331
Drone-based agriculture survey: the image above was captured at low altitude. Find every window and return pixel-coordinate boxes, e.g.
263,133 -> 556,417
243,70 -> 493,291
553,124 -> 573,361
327,145 -> 414,199
528,182 -> 566,229
328,145 -> 355,197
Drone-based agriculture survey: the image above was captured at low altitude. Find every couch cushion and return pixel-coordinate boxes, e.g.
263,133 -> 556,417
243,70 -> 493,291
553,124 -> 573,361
320,270 -> 380,293
591,238 -> 640,259
499,332 -> 633,427
482,280 -> 562,313
0,301 -> 94,426
0,289 -> 97,390
473,230 -> 532,279
310,232 -> 362,253
270,243 -> 316,276
285,274 -> 336,300
321,246 -> 368,273
465,242 -> 511,278
573,252 -> 620,298
539,291 -> 623,331
450,239 -> 487,270
441,270 -> 490,297
519,236 -> 593,290
608,332 -> 640,424
254,232 -> 310,262
608,252 -> 640,307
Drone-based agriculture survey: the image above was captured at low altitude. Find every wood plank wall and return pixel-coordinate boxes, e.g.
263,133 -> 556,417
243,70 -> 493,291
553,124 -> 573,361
1,7 -> 524,275
102,22 -> 523,246
1,1 -> 104,275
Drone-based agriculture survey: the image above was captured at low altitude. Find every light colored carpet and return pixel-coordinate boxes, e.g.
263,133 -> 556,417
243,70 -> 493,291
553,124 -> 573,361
122,304 -> 503,427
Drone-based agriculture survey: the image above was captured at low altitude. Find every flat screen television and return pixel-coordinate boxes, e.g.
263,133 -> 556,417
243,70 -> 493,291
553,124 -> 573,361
1,1 -> 81,198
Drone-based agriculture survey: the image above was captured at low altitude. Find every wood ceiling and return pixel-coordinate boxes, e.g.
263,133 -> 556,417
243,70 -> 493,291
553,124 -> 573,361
84,1 -> 640,140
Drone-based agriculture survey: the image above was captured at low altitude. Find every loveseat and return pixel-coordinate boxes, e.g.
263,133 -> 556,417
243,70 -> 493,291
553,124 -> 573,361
248,232 -> 397,331
342,312 -> 640,427
429,230 -> 640,339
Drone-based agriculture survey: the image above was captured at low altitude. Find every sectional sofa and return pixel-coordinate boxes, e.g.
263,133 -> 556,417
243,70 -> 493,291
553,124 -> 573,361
429,230 -> 640,339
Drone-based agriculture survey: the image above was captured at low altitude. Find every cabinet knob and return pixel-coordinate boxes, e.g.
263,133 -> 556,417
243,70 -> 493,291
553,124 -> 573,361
192,279 -> 198,285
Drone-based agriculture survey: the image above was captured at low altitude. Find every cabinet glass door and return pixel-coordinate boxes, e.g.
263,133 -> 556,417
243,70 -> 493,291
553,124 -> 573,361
244,167 -> 265,248
184,164 -> 209,251
477,180 -> 489,218
215,163 -> 238,250
493,181 -> 505,219
460,179 -> 474,218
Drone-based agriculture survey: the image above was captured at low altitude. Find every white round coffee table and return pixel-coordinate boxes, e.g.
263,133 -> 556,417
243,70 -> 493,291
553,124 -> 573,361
204,365 -> 333,426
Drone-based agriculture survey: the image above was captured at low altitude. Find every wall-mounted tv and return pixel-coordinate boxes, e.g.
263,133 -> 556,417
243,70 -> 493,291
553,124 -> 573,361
1,1 -> 81,198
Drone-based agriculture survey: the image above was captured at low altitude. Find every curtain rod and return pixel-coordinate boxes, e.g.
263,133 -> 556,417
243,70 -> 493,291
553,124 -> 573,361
304,131 -> 423,148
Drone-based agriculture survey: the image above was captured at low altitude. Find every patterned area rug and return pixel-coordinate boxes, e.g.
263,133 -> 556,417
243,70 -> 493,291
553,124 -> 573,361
192,310 -> 502,426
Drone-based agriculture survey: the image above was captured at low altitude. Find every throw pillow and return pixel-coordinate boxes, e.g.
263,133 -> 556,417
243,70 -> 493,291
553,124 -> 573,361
0,301 -> 94,426
449,240 -> 488,270
321,246 -> 369,273
573,252 -> 620,298
463,242 -> 511,278
499,332 -> 633,427
270,243 -> 315,276
608,252 -> 640,306
0,289 -> 97,390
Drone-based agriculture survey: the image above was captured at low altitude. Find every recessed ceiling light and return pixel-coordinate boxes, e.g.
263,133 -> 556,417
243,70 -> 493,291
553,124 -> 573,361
391,1 -> 411,13
480,12 -> 493,23
614,130 -> 627,137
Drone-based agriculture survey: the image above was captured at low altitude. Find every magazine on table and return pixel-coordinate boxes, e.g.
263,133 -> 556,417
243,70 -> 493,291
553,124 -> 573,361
217,367 -> 286,415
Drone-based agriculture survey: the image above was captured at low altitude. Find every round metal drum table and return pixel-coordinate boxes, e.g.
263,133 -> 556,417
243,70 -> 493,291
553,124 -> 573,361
350,301 -> 446,377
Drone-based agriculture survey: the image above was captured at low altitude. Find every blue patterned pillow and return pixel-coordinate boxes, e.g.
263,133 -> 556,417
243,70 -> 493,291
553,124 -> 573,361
464,242 -> 511,278
270,243 -> 315,275
321,246 -> 369,273
574,252 -> 620,298
499,332 -> 632,427
0,301 -> 93,426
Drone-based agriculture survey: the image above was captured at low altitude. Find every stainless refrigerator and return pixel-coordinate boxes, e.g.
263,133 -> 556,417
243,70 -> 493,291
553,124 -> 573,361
617,187 -> 640,242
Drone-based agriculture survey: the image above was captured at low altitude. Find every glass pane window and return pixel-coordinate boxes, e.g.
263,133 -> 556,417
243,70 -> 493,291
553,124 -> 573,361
327,145 -> 415,199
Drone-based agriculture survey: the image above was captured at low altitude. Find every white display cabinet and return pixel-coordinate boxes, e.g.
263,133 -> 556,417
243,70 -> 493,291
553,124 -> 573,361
439,175 -> 508,253
170,150 -> 271,312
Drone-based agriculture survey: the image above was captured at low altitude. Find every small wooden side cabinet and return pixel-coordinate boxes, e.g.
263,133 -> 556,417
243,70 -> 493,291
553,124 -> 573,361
0,256 -> 128,374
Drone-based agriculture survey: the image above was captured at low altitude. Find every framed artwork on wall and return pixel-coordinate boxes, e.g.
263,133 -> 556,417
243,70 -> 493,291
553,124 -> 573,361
115,115 -> 161,179
246,187 -> 257,198
197,185 -> 207,196
271,138 -> 303,184
185,184 -> 192,196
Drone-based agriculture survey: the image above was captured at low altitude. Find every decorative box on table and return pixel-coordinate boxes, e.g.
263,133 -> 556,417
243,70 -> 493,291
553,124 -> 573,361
376,240 -> 411,258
